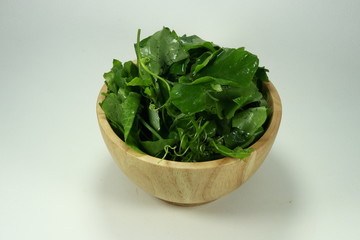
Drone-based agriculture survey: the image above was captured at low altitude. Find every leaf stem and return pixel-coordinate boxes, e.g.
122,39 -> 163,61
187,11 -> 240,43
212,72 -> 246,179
139,117 -> 163,140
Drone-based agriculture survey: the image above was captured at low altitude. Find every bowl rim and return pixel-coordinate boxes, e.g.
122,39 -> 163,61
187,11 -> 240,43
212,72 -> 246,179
96,81 -> 282,169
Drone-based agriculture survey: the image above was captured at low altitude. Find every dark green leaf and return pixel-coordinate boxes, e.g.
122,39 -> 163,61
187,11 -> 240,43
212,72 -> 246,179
240,126 -> 265,148
125,129 -> 144,153
232,106 -> 267,135
100,93 -> 124,132
169,58 -> 190,75
141,138 -> 178,156
224,128 -> 250,149
226,88 -> 263,119
103,60 -> 123,93
170,83 -> 208,114
223,126 -> 265,149
179,35 -> 218,52
196,48 -> 259,87
255,66 -> 269,82
121,92 -> 141,141
210,140 -> 252,159
191,49 -> 222,75
123,61 -> 139,79
138,27 -> 189,75
187,75 -> 241,86
204,120 -> 217,138
101,92 -> 142,142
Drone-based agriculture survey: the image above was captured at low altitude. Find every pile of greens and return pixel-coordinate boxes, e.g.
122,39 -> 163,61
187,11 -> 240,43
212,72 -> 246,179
100,27 -> 270,162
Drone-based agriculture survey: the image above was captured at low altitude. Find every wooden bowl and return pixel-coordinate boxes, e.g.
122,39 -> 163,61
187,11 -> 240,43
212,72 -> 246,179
96,81 -> 282,206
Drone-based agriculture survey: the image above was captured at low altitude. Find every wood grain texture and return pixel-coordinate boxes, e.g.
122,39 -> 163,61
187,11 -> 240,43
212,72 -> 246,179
96,81 -> 282,205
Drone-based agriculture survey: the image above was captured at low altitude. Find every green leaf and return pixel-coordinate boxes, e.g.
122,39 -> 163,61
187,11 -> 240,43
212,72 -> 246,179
127,77 -> 152,87
138,27 -> 189,75
224,126 -> 265,149
170,83 -> 208,114
228,90 -> 263,119
123,61 -> 139,79
191,49 -> 222,75
224,128 -> 246,148
100,93 -> 124,132
187,75 -> 241,86
120,92 -> 141,140
204,120 -> 217,138
210,140 -> 252,159
169,58 -> 190,75
141,138 -> 178,156
103,59 -> 135,97
148,106 -> 161,131
232,91 -> 262,106
196,48 -> 259,87
117,87 -> 130,102
101,92 -> 141,142
103,60 -> 124,93
232,107 -> 267,135
125,129 -> 144,154
240,126 -> 265,148
179,35 -> 218,52
254,66 -> 269,82
211,84 -> 222,92
210,82 -> 264,120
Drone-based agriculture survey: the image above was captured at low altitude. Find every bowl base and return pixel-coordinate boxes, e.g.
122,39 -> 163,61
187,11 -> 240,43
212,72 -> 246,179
159,198 -> 216,207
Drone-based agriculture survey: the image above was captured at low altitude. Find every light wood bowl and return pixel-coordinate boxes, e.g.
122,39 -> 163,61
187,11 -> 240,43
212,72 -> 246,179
96,81 -> 282,206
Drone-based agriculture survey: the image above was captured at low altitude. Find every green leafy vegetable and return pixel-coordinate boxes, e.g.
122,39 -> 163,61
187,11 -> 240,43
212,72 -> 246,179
210,140 -> 253,159
141,138 -> 178,156
100,92 -> 141,141
170,83 -> 209,114
232,107 -> 268,134
195,48 -> 259,87
100,27 -> 271,162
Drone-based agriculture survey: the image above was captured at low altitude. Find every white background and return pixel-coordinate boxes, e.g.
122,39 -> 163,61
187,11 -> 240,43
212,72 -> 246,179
1,0 -> 360,239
